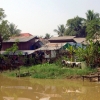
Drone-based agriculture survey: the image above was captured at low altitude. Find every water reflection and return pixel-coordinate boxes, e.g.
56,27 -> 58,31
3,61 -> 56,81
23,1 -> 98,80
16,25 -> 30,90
0,74 -> 100,100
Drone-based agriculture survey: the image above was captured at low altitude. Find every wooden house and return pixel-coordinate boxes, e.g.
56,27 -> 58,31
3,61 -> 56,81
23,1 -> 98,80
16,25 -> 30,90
2,36 -> 43,51
48,36 -> 86,44
0,34 -> 45,69
35,42 -> 67,63
48,36 -> 86,48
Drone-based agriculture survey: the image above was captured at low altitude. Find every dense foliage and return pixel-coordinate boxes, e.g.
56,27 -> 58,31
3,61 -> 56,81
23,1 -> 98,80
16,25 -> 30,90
0,8 -> 21,52
54,10 -> 100,39
66,40 -> 100,68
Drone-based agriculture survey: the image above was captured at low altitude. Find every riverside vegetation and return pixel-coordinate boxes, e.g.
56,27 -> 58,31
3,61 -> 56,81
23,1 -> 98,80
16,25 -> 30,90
2,60 -> 97,79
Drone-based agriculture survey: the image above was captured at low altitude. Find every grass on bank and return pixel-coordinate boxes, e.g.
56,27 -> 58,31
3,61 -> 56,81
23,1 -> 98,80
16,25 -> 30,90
2,63 -> 97,79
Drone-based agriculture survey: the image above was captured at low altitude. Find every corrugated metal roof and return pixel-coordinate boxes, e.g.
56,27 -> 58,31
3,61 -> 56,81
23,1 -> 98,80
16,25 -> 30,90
35,43 -> 66,50
73,38 -> 86,43
48,36 -> 75,41
48,36 -> 86,43
3,36 -> 35,42
35,47 -> 61,51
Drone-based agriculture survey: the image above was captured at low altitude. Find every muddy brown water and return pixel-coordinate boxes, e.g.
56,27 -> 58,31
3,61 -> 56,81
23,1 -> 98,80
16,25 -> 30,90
0,74 -> 100,100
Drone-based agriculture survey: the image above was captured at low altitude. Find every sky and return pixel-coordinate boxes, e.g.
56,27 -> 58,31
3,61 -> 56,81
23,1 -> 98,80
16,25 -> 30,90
0,0 -> 100,37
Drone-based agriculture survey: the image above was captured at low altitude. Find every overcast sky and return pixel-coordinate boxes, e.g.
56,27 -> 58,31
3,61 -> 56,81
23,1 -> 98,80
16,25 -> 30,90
0,0 -> 100,37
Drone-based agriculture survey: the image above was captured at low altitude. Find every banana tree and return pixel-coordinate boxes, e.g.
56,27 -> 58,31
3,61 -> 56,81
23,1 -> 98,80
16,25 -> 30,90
66,44 -> 76,61
75,39 -> 100,68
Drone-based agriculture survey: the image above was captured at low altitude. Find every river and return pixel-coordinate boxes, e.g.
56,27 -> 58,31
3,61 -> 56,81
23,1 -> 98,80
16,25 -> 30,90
0,74 -> 100,100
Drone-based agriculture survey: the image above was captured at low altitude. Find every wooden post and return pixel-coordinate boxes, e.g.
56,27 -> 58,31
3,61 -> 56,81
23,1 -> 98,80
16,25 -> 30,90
89,77 -> 92,82
98,73 -> 100,82
18,67 -> 20,77
82,76 -> 84,81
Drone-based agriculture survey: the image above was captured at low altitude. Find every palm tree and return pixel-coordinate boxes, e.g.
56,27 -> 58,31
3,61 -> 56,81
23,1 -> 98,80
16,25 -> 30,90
9,23 -> 21,37
54,24 -> 66,36
86,10 -> 99,22
86,10 -> 100,39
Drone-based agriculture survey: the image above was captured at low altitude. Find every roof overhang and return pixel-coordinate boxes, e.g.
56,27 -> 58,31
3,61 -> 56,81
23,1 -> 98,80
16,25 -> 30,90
1,50 -> 35,55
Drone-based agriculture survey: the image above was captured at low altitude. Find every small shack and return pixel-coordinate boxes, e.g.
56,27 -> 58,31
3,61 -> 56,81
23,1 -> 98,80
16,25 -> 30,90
35,43 -> 67,62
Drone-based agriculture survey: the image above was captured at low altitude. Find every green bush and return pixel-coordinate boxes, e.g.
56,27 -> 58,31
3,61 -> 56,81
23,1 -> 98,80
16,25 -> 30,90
2,63 -> 97,79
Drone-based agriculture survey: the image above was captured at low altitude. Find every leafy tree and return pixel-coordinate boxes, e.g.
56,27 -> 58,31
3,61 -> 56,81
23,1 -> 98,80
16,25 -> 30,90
66,16 -> 86,37
55,10 -> 100,39
54,24 -> 66,36
0,8 -> 6,20
65,27 -> 77,36
0,8 -> 10,41
9,23 -> 21,37
0,20 -> 10,40
0,8 -> 21,40
44,33 -> 51,39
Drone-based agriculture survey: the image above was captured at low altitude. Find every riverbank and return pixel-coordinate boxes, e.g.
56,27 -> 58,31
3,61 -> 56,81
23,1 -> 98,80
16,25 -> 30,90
1,63 -> 97,79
